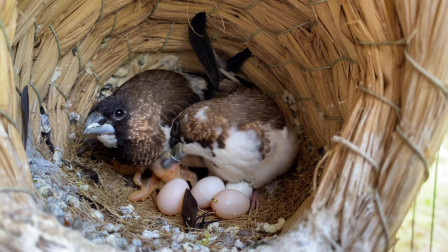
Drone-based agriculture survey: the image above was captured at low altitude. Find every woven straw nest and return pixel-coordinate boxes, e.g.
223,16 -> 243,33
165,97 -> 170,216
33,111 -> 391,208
1,0 -> 447,251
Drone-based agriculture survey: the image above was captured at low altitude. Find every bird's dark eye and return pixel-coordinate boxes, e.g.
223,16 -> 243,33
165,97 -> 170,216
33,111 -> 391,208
113,108 -> 125,120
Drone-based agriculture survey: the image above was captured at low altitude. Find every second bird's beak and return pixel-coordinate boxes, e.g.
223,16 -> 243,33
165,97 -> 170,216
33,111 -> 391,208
83,111 -> 115,135
161,144 -> 186,169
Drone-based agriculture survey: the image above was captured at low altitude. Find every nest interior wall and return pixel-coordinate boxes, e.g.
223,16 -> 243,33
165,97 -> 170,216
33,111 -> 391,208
1,0 -> 447,251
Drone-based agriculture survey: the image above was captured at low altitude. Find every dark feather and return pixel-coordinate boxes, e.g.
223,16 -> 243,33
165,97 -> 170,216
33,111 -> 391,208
21,85 -> 29,149
188,12 -> 221,95
226,48 -> 252,73
181,188 -> 219,230
182,188 -> 199,228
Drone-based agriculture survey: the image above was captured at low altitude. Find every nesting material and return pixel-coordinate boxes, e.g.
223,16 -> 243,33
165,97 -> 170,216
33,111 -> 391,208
1,0 -> 447,251
23,108 -> 319,250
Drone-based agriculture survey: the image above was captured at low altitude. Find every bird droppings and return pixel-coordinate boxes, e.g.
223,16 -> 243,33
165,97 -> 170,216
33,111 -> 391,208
51,66 -> 63,83
38,184 -> 54,197
120,204 -> 135,215
65,194 -> 81,208
132,238 -> 142,247
53,150 -> 63,166
234,239 -> 246,250
40,113 -> 51,134
113,67 -> 128,78
142,229 -> 160,239
92,210 -> 105,221
69,112 -> 81,123
256,218 -> 286,233
79,184 -> 89,191
105,223 -> 123,233
106,233 -> 129,249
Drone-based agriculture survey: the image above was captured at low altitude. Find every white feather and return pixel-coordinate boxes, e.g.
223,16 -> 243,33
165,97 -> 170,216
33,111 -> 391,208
161,125 -> 172,150
182,73 -> 208,100
194,106 -> 209,122
226,182 -> 253,198
97,134 -> 117,148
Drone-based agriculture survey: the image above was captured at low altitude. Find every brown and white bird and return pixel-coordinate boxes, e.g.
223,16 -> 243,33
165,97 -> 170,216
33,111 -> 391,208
83,69 -> 202,201
163,12 -> 299,210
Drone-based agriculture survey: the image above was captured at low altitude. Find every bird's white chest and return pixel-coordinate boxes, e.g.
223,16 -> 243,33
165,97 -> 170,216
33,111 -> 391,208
181,126 -> 298,188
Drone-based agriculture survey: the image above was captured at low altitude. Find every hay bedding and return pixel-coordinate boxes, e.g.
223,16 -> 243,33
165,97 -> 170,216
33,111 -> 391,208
1,0 -> 448,251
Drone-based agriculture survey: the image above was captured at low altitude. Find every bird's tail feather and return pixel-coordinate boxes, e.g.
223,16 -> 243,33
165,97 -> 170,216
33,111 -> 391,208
188,12 -> 221,97
226,48 -> 252,73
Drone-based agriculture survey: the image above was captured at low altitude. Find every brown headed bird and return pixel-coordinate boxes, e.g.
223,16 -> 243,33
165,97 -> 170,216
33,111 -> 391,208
83,69 -> 202,201
163,12 -> 299,210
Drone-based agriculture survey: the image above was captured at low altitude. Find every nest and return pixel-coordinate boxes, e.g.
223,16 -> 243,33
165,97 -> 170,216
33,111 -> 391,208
1,0 -> 447,251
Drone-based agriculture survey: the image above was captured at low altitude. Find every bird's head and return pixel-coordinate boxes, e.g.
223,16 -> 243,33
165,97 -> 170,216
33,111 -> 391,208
84,95 -> 129,149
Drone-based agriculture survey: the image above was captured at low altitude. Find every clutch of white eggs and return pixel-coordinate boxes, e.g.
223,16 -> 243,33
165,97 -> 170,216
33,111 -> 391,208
156,176 -> 251,219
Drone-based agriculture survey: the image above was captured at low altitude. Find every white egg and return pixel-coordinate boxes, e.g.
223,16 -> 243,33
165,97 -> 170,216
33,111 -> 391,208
225,182 -> 253,199
211,189 -> 250,219
191,176 -> 225,209
157,179 -> 189,215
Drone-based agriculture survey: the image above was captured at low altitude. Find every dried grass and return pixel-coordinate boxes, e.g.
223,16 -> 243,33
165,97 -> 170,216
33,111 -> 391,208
0,0 -> 447,251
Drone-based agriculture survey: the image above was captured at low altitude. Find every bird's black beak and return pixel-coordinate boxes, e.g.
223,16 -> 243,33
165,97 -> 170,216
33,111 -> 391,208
161,144 -> 186,169
83,111 -> 115,135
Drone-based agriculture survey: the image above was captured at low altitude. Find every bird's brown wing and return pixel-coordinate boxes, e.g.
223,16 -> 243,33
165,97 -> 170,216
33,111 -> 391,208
177,89 -> 285,153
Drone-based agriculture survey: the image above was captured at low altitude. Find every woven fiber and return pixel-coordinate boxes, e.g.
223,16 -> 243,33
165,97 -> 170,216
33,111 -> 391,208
1,0 -> 447,251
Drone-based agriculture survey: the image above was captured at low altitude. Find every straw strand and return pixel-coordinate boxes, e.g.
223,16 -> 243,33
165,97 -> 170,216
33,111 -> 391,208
0,18 -> 12,58
375,190 -> 391,251
331,135 -> 380,172
158,22 -> 175,51
49,25 -> 62,58
109,13 -> 118,37
211,31 -> 221,42
323,116 -> 344,121
355,38 -> 407,46
29,81 -> 43,108
244,0 -> 261,10
87,63 -> 100,86
125,35 -> 132,64
359,86 -> 401,120
241,28 -> 264,42
303,56 -> 357,72
296,97 -> 315,102
50,82 -> 68,101
309,0 -> 329,4
208,0 -> 224,15
98,0 -> 105,20
395,126 -> 430,179
429,151 -> 439,251
0,108 -> 19,130
313,151 -> 329,193
270,59 -> 296,69
276,21 -> 318,35
73,45 -> 83,72
148,0 -> 160,18
404,51 -> 448,98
